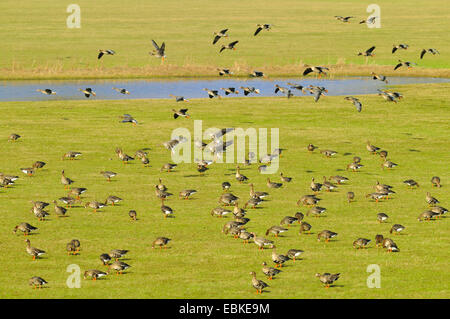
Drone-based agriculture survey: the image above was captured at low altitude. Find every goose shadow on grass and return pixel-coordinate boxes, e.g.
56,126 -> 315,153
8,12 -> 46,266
183,174 -> 208,178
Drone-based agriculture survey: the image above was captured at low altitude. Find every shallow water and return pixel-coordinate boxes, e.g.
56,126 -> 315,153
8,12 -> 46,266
0,76 -> 449,102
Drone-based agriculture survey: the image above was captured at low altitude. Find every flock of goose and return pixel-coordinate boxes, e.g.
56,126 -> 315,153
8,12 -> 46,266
4,17 -> 446,294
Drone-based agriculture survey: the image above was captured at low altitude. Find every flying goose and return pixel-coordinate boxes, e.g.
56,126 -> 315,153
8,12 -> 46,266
420,48 -> 439,59
392,44 -> 408,54
113,87 -> 130,95
344,96 -> 362,112
302,65 -> 329,77
394,60 -> 417,70
371,72 -> 388,83
240,86 -> 260,96
307,85 -> 328,102
334,16 -> 354,22
203,88 -> 221,98
98,49 -> 115,59
36,89 -> 56,95
221,87 -> 239,95
213,28 -> 228,44
218,68 -> 233,76
316,273 -> 340,288
357,46 -> 376,57
79,88 -> 96,98
250,71 -> 266,77
170,94 -> 189,103
220,40 -> 239,53
150,40 -> 166,62
254,24 -> 272,36
359,16 -> 377,24
120,114 -> 138,125
250,271 -> 269,294
172,108 -> 190,119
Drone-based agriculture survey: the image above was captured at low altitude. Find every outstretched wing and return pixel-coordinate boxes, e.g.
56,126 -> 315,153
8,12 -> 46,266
229,40 -> 239,46
160,42 -> 165,53
254,27 -> 263,36
303,67 -> 313,76
420,49 -> 426,59
392,47 -> 398,54
213,35 -> 221,45
366,46 -> 376,54
394,63 -> 402,70
220,28 -> 228,34
151,40 -> 160,51
354,100 -> 362,112
98,51 -> 104,59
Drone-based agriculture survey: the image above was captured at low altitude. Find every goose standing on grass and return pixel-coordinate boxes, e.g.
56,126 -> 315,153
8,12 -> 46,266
152,237 -> 171,249
375,234 -> 384,247
307,206 -> 327,218
251,233 -> 273,250
161,163 -> 177,172
105,195 -> 122,206
254,24 -> 272,36
98,49 -> 115,59
431,176 -> 441,188
220,40 -> 239,53
212,28 -> 229,44
430,206 -> 448,218
265,226 -> 288,238
280,173 -> 292,183
262,262 -> 281,280
366,141 -> 380,154
310,178 -> 322,193
109,261 -> 131,275
25,239 -> 46,260
394,60 -> 417,70
101,171 -> 117,182
249,183 -> 268,199
109,249 -> 129,261
69,187 -> 87,200
63,151 -> 82,160
403,179 -> 419,188
322,176 -> 337,192
59,196 -> 77,208
99,253 -> 112,265
316,273 -> 340,288
9,133 -> 21,142
377,213 -> 389,223
32,161 -> 46,169
36,89 -> 56,95
357,46 -> 376,57
61,170 -> 74,189
353,238 -> 371,249
344,96 -> 362,112
179,189 -> 197,200
317,230 -> 338,242
271,245 -> 290,268
418,210 -> 439,221
371,72 -> 388,83
219,193 -> 239,206
53,201 -> 67,217
84,201 -> 105,213
302,65 -> 329,78
280,216 -> 298,227
267,178 -> 282,189
320,149 -> 337,158
113,87 -> 130,95
382,238 -> 399,252
29,276 -> 48,289
150,40 -> 166,62
307,143 -> 318,153
426,192 -> 439,206
84,270 -> 107,281
299,221 -> 312,234
420,48 -> 439,59
287,249 -> 304,262
79,88 -> 96,98
359,16 -> 377,24
347,162 -> 364,172
161,198 -> 174,219
392,44 -> 408,54
20,168 -> 35,177
222,181 -> 231,192
128,210 -> 137,221
250,271 -> 269,294
235,166 -> 248,183
381,160 -> 398,170
390,224 -> 405,235
14,223 -> 38,236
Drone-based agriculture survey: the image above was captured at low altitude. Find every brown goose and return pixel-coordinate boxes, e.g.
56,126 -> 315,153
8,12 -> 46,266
250,271 -> 269,294
115,148 -> 134,164
347,162 -> 364,172
251,233 -> 274,250
66,241 -> 77,255
381,160 -> 398,170
431,176 -> 441,188
426,192 -> 439,206
375,234 -> 384,247
316,273 -> 340,288
280,173 -> 292,183
297,194 -> 321,207
366,141 -> 380,153
29,276 -> 48,289
155,186 -> 173,199
14,223 -> 38,236
418,210 -> 439,221
265,226 -> 288,238
353,238 -> 371,249
84,270 -> 107,280
53,201 -> 67,217
307,206 -> 326,218
219,193 -> 239,206
31,207 -> 49,221
287,249 -> 304,262
25,239 -> 46,260
9,133 -> 21,142
390,224 -> 405,235
295,212 -> 305,223
105,195 -> 122,206
249,183 -> 269,199
280,216 -> 298,227
382,238 -> 399,252
84,201 -> 106,213
179,189 -> 197,200
69,187 -> 87,200
211,207 -> 231,218
322,176 -> 337,192
109,261 -> 131,275
244,197 -> 263,209
307,143 -> 318,152
20,168 -> 35,177
161,198 -> 174,218
299,221 -> 312,234
320,149 -> 337,158
430,206 -> 447,219
262,262 -> 282,280
61,170 -> 74,189
329,175 -> 348,184
128,210 -> 137,221
62,151 -> 82,160
101,171 -> 117,181
239,229 -> 254,244
99,253 -> 112,265
152,237 -> 171,249
233,202 -> 246,218
109,249 -> 129,261
58,196 -> 77,208
32,161 -> 46,169
160,163 -> 177,172
271,245 -> 290,268
317,230 -> 338,242
267,178 -> 282,189
157,178 -> 167,191
377,213 -> 389,223
310,178 -> 322,193
235,166 -> 248,183
403,179 -> 419,188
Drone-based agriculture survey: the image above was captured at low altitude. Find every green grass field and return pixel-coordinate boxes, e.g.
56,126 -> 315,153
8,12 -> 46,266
1,83 -> 449,298
1,0 -> 449,79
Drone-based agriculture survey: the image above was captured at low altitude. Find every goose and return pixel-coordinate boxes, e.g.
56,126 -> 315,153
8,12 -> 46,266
58,196 -> 77,207
344,96 -> 362,112
366,192 -> 385,203
250,71 -> 266,77
150,40 -> 166,62
307,85 -> 327,102
31,207 -> 49,221
254,24 -> 272,36
322,176 -> 337,192
233,203 -> 246,217
431,176 -> 441,188
219,193 -> 239,206
378,150 -> 388,160
317,230 -> 338,242
430,206 -> 447,219
101,171 -> 117,182
297,194 -> 321,207
179,189 -> 197,200
25,239 -> 45,260
310,178 -> 322,193
307,206 -> 326,218
371,72 -> 388,83
347,191 -> 355,203
249,183 -> 269,199
334,16 -> 354,22
251,233 -> 274,250
14,223 -> 38,236
244,197 -> 263,209
152,237 -> 171,249
220,40 -> 239,53
53,201 -> 67,217
29,276 -> 48,289
98,49 -> 115,59
235,166 -> 248,183
418,210 -> 439,221
221,87 -> 239,95
172,108 -> 190,119
295,212 -> 305,223
280,173 -> 292,183
239,229 -> 254,244
63,151 -> 82,160
79,88 -> 96,98
240,86 -> 260,96
128,210 -> 137,221
353,238 -> 371,249
375,234 -> 384,247
271,245 -> 290,268
320,149 -> 337,157
218,68 -> 233,76
9,133 -> 21,141
420,48 -> 439,59
84,270 -> 107,280
159,163 -> 177,173
394,60 -> 417,70
347,162 -> 364,172
280,216 -> 298,227
84,201 -> 105,213
392,44 -> 408,54
170,94 -> 189,102
222,220 -> 243,234
390,224 -> 405,235
288,82 -> 307,94
109,261 -> 131,275
20,168 -> 35,176
70,239 -> 81,253
196,163 -> 209,175
66,241 -> 77,255
213,28 -> 229,44
160,198 -> 174,218
250,271 -> 269,294
100,253 -> 112,265
105,195 -> 122,206
32,161 -> 46,169
299,221 -> 312,234
61,170 -> 74,189
267,178 -> 282,189
366,141 -> 380,153
329,176 -> 348,185
382,238 -> 399,252
203,88 -> 221,99
222,181 -> 231,192
115,148 -> 134,164
120,114 -> 138,125
113,87 -> 130,95
262,262 -> 281,280
403,179 -> 419,188
69,187 -> 87,199
316,273 -> 340,288
211,207 -> 231,218
377,213 -> 389,223
378,90 -> 398,102
287,249 -> 304,262
109,249 -> 129,261
381,160 -> 398,170
375,180 -> 394,192
36,89 -> 56,95
31,201 -> 50,210
265,226 -> 288,238
357,46 -> 376,57
303,65 -> 329,78
380,90 -> 403,100
426,192 -> 439,206
0,174 -> 15,188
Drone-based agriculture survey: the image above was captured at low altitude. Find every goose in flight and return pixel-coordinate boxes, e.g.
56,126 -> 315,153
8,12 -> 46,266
250,71 -> 266,77
113,87 -> 130,95
150,40 -> 166,62
359,16 -> 377,24
287,82 -> 307,93
220,41 -> 239,53
344,96 -> 362,112
120,114 -> 138,125
213,29 -> 229,44
203,88 -> 221,98
334,16 -> 354,22
240,87 -> 260,96
303,65 -> 329,78
254,24 -> 272,36
169,94 -> 189,102
98,49 -> 115,60
357,46 -> 376,57
79,88 -> 96,98
36,89 -> 56,95
221,87 -> 239,95
392,44 -> 409,54
394,60 -> 417,70
172,108 -> 190,119
371,72 -> 388,83
218,68 -> 233,76
420,48 -> 439,59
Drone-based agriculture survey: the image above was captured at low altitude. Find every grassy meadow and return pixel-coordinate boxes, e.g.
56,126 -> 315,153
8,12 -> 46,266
0,83 -> 449,298
0,0 -> 449,79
